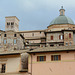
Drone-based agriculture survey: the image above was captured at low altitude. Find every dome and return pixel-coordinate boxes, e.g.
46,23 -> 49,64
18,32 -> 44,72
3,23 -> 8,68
49,6 -> 74,25
50,15 -> 74,25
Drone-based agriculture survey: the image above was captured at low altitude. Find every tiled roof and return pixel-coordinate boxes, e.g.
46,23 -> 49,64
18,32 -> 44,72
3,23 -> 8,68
28,45 -> 75,53
25,37 -> 45,40
17,30 -> 45,33
0,50 -> 29,55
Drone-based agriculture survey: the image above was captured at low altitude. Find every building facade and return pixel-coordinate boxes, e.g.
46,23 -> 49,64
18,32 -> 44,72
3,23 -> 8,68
0,6 -> 75,75
28,46 -> 75,75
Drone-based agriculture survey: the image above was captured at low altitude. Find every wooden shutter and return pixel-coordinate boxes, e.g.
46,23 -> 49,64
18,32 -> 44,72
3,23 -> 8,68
59,35 -> 61,40
51,55 -> 53,61
63,35 -> 64,39
51,36 -> 53,40
69,33 -> 71,38
44,56 -> 46,61
59,55 -> 61,60
37,56 -> 39,61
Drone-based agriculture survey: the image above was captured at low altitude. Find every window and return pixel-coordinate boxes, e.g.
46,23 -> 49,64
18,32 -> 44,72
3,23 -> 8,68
7,22 -> 10,25
14,34 -> 17,37
69,42 -> 71,46
4,34 -> 6,37
59,35 -> 63,40
65,33 -> 68,39
32,33 -> 34,36
1,64 -> 6,73
14,39 -> 17,44
11,22 -> 14,25
37,56 -> 46,62
4,40 -> 6,44
51,55 -> 61,61
69,33 -> 71,38
66,42 -> 68,46
51,36 -> 53,40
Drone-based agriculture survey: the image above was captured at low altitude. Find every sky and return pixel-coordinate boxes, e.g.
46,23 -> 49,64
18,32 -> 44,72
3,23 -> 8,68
0,0 -> 75,31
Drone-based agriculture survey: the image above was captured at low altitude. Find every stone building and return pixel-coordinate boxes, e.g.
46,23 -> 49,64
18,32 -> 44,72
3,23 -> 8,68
1,7 -> 75,50
0,6 -> 75,75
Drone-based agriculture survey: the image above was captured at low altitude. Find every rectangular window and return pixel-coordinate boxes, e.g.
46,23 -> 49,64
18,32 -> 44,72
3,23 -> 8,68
69,33 -> 71,38
51,36 -> 53,40
14,39 -> 17,44
37,56 -> 46,62
59,35 -> 63,40
66,42 -> 68,46
1,64 -> 6,73
4,40 -> 6,44
51,55 -> 61,61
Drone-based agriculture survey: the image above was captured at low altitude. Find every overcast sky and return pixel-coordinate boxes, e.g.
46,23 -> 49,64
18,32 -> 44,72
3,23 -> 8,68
0,0 -> 75,31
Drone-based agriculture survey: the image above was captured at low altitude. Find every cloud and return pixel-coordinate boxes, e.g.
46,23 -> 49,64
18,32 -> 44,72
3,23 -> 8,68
0,0 -> 75,31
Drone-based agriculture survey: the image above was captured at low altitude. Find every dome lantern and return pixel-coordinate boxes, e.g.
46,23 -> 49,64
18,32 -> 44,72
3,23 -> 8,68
59,6 -> 65,16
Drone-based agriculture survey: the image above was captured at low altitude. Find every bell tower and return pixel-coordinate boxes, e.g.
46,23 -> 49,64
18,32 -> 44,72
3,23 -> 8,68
59,6 -> 65,16
5,16 -> 19,31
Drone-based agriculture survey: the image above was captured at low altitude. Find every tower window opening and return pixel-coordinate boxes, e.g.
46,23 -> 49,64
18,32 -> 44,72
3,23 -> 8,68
4,34 -> 7,37
11,22 -> 14,25
7,22 -> 10,25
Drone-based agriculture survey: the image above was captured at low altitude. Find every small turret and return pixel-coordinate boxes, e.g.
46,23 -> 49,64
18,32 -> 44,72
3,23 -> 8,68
59,6 -> 65,16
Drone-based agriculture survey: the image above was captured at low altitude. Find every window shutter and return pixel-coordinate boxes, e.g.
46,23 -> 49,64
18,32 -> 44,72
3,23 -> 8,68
37,56 -> 39,61
51,36 -> 53,40
44,56 -> 46,61
51,55 -> 53,61
63,35 -> 64,39
59,35 -> 61,39
69,33 -> 71,38
59,55 -> 61,60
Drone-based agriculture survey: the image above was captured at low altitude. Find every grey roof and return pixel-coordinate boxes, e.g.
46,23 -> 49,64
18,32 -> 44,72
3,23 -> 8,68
50,15 -> 74,25
28,45 -> 75,53
0,50 -> 28,55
